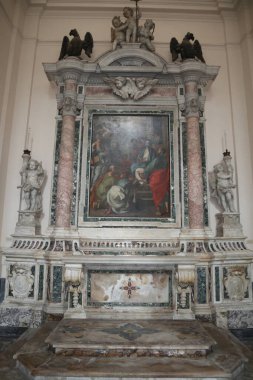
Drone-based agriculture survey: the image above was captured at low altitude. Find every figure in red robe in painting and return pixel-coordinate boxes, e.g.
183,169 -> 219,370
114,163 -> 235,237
144,146 -> 170,216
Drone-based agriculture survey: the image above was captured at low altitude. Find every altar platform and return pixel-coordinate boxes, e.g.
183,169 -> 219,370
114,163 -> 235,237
2,319 -> 251,380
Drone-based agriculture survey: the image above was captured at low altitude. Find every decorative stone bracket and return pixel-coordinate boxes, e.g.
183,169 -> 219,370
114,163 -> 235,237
175,265 -> 195,318
64,264 -> 85,317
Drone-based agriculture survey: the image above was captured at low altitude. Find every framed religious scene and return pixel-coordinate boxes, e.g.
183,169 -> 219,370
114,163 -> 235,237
84,111 -> 175,221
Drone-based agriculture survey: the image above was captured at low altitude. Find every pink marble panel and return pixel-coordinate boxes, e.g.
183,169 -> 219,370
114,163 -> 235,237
86,87 -> 114,97
151,87 -> 177,97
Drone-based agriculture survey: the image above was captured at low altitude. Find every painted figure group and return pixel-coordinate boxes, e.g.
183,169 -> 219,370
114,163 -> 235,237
90,124 -> 169,217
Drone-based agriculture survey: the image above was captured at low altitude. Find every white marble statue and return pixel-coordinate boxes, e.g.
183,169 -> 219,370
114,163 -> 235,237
111,16 -> 126,50
122,6 -> 141,43
210,151 -> 236,213
20,156 -> 45,212
138,19 -> 155,52
111,5 -> 141,48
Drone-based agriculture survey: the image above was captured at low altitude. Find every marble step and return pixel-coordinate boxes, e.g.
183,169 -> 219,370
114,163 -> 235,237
45,319 -> 216,357
12,320 -> 252,380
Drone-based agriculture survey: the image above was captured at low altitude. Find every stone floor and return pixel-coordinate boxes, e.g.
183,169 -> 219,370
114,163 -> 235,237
0,320 -> 253,380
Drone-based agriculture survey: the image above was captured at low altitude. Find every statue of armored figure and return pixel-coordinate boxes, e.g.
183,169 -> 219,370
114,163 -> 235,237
210,150 -> 244,238
210,150 -> 236,213
15,150 -> 45,236
20,154 -> 45,211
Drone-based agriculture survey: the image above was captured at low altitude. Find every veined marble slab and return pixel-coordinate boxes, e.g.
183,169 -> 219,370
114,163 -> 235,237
88,271 -> 171,306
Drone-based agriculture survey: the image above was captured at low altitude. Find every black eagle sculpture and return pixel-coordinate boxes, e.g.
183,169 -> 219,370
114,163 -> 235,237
59,29 -> 93,60
170,32 -> 205,63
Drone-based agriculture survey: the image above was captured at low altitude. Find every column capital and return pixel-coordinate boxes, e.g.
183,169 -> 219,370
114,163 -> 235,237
183,93 -> 206,118
178,89 -> 206,118
56,81 -> 85,117
62,72 -> 80,83
173,61 -> 220,87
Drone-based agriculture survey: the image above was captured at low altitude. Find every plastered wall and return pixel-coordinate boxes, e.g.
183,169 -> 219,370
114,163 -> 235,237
0,1 -> 253,250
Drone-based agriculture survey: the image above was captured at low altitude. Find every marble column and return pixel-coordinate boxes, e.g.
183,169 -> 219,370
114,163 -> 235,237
184,80 -> 204,229
55,77 -> 78,228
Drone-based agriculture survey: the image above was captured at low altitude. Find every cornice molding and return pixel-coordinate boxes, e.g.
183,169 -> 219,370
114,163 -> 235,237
44,52 -> 220,88
28,0 -> 240,12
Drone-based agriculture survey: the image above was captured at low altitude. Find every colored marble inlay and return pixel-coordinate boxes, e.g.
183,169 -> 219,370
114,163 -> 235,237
223,267 -> 229,299
50,121 -> 62,225
197,267 -> 207,304
120,278 -> 140,298
52,266 -> 63,303
47,266 -> 51,301
71,120 -> 81,225
8,265 -> 14,296
87,270 -> 172,307
215,267 -> 220,302
101,323 -> 159,341
38,265 -> 44,301
29,266 -> 35,298
199,123 -> 208,226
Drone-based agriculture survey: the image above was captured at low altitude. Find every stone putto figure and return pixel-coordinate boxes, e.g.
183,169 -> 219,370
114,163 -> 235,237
111,6 -> 141,47
138,19 -> 155,52
170,32 -> 205,63
58,29 -> 93,60
111,16 -> 126,50
210,150 -> 236,213
20,154 -> 45,212
111,4 -> 156,52
122,5 -> 141,43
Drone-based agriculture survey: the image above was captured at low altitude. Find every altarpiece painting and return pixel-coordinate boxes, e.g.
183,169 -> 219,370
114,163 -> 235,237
85,112 -> 174,221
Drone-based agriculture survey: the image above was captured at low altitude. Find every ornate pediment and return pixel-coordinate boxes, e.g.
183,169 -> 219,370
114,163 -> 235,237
97,46 -> 165,71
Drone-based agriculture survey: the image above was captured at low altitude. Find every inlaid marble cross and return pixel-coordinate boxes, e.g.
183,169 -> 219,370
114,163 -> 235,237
120,277 -> 140,298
